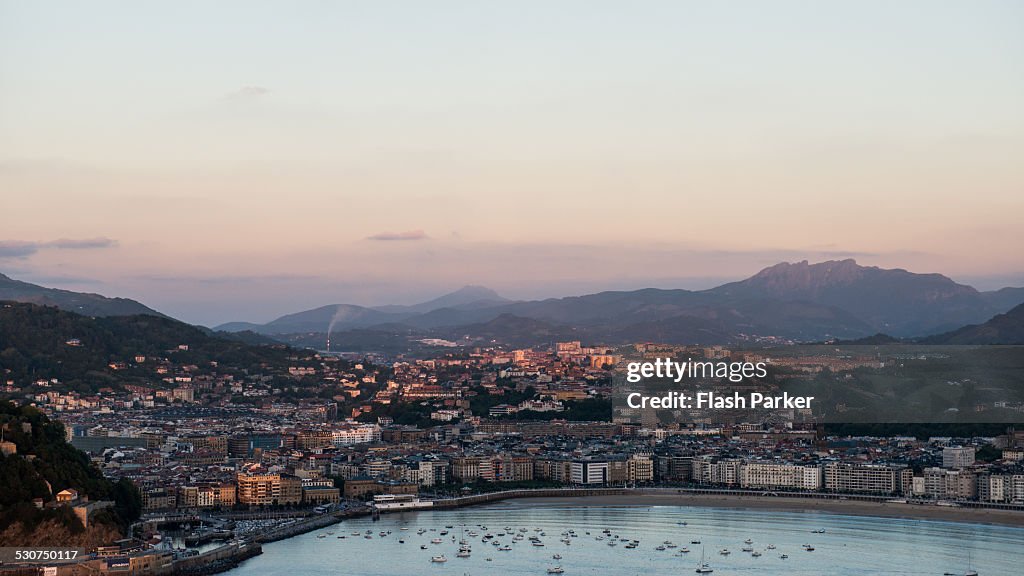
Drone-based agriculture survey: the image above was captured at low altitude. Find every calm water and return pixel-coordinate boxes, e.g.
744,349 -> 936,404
228,503 -> 1024,575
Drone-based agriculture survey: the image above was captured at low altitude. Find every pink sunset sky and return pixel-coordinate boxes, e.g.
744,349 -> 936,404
2,1 -> 1022,325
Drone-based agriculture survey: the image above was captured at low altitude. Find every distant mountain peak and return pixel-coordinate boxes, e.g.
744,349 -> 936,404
447,285 -> 504,299
751,258 -> 867,284
712,259 -> 990,336
394,285 -> 510,314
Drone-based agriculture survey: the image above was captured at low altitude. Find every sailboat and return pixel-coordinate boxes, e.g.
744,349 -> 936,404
695,545 -> 713,574
963,549 -> 979,576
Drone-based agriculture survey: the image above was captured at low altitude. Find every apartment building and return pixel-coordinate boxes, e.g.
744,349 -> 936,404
823,462 -> 911,495
739,462 -> 822,491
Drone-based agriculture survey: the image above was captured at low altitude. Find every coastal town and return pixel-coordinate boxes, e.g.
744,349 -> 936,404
6,341 -> 1024,495
2,336 -> 1024,574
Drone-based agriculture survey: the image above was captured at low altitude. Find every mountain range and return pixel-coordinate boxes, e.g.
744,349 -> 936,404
3,260 -> 1024,347
212,260 -> 1024,345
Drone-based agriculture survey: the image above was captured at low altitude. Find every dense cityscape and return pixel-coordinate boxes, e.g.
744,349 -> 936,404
7,339 -> 1024,518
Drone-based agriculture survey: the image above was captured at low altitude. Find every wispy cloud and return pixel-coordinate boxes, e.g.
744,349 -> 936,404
0,237 -> 118,259
47,237 -> 118,250
225,85 -> 270,101
366,230 -> 428,241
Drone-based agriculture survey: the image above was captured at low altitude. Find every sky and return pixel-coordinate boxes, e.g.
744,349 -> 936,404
2,1 -> 1023,326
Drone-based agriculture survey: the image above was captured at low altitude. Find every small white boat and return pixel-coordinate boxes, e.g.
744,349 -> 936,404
547,567 -> 564,574
431,538 -> 443,544
719,549 -> 730,555
456,550 -> 471,558
744,539 -> 753,544
430,555 -> 447,563
751,551 -> 762,557
766,544 -> 775,550
552,554 -> 562,560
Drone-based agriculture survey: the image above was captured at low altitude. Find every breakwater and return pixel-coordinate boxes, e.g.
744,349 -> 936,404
172,542 -> 262,576
253,506 -> 371,544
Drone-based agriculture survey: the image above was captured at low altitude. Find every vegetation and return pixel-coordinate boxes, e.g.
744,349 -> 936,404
0,401 -> 141,538
468,383 -> 536,416
0,301 -> 295,394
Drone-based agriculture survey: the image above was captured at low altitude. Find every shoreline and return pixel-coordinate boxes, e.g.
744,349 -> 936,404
224,491 -> 1023,573
496,492 -> 1024,528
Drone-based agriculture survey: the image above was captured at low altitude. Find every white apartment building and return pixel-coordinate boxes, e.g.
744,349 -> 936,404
739,462 -> 822,491
571,460 -> 609,485
942,446 -> 976,469
332,423 -> 381,446
692,457 -> 742,486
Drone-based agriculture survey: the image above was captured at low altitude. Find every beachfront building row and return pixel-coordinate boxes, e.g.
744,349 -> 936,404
689,460 -> 909,494
976,473 -> 1024,503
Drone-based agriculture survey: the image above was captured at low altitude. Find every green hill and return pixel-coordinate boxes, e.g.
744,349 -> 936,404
0,401 -> 141,546
0,301 -> 294,393
0,272 -> 164,317
922,302 -> 1024,344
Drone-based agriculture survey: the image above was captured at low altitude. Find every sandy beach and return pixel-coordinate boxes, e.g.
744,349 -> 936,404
507,492 -> 1024,528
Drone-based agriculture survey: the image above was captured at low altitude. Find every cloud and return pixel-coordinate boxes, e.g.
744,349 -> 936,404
366,230 -> 428,241
0,237 -> 118,259
225,85 -> 270,100
47,237 -> 118,250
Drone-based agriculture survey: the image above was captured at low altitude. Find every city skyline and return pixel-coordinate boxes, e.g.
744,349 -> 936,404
3,1 -> 1023,324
